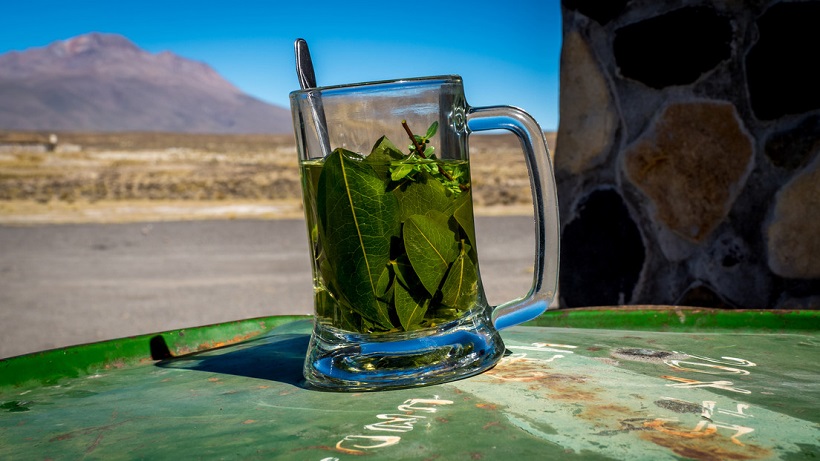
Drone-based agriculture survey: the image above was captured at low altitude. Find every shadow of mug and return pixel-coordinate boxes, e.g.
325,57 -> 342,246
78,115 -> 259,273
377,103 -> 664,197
154,321 -> 312,388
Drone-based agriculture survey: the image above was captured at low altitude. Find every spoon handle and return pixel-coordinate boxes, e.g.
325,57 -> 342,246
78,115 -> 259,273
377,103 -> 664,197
293,38 -> 331,156
294,38 -> 317,90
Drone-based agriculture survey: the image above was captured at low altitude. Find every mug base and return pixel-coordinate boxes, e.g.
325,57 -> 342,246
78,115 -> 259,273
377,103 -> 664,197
303,310 -> 505,391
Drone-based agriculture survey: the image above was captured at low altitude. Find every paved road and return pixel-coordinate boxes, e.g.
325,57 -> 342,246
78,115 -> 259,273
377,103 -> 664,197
0,216 -> 537,358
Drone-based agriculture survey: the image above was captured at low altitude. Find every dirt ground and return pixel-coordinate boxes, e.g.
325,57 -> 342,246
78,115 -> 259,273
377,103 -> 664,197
0,130 -> 555,223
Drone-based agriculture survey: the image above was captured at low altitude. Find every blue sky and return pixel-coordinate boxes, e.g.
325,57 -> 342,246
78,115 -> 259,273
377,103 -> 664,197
2,0 -> 562,131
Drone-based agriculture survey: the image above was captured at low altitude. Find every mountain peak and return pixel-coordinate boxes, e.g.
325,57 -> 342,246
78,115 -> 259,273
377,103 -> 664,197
0,33 -> 292,134
54,33 -> 140,56
1,32 -> 237,93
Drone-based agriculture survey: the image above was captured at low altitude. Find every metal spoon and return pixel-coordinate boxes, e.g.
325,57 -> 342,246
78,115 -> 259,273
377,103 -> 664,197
294,38 -> 317,90
294,38 -> 330,155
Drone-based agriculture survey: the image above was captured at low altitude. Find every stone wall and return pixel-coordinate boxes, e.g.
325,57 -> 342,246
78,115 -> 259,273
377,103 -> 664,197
555,0 -> 819,309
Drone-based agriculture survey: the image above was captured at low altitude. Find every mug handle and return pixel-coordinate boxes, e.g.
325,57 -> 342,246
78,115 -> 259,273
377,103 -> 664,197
466,106 -> 560,330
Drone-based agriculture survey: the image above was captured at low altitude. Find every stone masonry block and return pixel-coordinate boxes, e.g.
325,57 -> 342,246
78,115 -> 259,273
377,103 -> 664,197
766,152 -> 820,279
623,101 -> 753,243
555,30 -> 617,176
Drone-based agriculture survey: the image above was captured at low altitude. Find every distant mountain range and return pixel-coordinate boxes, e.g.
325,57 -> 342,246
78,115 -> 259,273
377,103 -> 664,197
0,33 -> 293,134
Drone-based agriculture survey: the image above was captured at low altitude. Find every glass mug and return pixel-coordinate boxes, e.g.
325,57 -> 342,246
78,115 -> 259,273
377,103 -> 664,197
290,75 -> 559,391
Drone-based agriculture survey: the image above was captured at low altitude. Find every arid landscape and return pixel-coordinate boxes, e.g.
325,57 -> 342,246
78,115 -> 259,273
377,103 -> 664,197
0,130 -> 555,224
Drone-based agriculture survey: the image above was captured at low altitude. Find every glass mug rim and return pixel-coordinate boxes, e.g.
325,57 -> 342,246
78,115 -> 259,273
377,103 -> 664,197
288,74 -> 463,97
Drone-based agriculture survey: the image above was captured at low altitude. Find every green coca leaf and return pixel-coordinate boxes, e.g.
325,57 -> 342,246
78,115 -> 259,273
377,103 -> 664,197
393,171 -> 451,221
317,149 -> 400,329
367,136 -> 404,162
391,256 -> 416,289
391,163 -> 416,182
440,245 -> 479,310
375,263 -> 394,300
425,121 -> 439,139
394,279 -> 429,331
403,214 -> 459,296
451,190 -> 477,248
425,209 -> 455,231
367,136 -> 404,181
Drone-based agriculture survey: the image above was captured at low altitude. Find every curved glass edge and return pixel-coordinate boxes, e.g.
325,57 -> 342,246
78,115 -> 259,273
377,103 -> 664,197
303,308 -> 505,392
289,74 -> 463,98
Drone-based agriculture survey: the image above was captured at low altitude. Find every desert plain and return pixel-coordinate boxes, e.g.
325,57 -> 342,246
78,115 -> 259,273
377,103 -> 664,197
0,131 -> 556,224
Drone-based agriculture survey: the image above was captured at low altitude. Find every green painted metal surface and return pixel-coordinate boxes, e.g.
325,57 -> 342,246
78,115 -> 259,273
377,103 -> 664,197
0,315 -> 307,388
1,309 -> 818,460
525,307 -> 820,333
